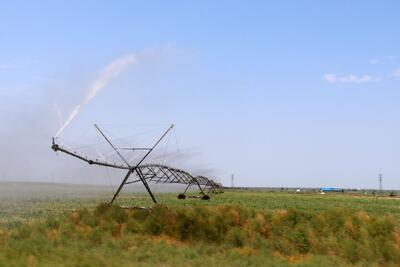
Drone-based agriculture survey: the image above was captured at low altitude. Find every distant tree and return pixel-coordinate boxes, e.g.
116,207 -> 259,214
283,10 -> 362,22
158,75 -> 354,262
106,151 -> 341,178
390,191 -> 396,197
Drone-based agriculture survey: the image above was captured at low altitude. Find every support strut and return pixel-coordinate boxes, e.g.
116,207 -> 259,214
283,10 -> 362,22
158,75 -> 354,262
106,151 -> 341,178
136,168 -> 157,203
111,169 -> 133,204
108,124 -> 174,204
51,124 -> 224,205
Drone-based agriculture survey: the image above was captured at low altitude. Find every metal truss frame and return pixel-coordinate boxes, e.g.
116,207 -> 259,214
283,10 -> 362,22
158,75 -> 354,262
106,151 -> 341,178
51,124 -> 223,204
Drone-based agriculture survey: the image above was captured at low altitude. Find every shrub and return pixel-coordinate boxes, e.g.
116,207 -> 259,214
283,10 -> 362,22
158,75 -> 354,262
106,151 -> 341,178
341,238 -> 359,263
367,217 -> 395,238
45,217 -> 60,230
108,205 -> 127,224
12,224 -> 31,240
3,203 -> 400,265
143,205 -> 171,235
94,202 -> 110,216
289,228 -> 310,253
126,220 -> 142,233
225,227 -> 245,247
89,227 -> 103,244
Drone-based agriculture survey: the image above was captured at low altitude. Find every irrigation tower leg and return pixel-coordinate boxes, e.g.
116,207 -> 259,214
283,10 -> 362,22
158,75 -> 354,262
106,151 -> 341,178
110,169 -> 133,204
136,168 -> 157,204
194,179 -> 206,195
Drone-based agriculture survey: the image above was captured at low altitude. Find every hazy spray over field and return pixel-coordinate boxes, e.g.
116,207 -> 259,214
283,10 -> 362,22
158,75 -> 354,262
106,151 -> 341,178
0,49 -> 214,186
55,54 -> 137,137
0,52 -> 140,184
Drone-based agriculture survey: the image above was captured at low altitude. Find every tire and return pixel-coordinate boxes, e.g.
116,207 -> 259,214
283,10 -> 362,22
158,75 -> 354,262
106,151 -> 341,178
201,195 -> 210,200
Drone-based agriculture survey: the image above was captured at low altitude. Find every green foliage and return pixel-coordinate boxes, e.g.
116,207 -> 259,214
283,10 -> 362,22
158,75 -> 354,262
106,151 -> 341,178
89,227 -> 103,244
225,227 -> 245,247
12,224 -> 31,240
367,217 -> 395,237
3,188 -> 400,266
45,216 -> 60,230
2,202 -> 400,266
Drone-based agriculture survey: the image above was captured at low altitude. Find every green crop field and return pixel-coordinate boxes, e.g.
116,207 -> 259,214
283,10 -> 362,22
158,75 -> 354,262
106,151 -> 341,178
1,182 -> 400,266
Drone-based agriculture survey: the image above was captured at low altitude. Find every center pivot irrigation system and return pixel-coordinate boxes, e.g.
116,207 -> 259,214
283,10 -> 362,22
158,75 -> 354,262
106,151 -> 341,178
51,124 -> 223,204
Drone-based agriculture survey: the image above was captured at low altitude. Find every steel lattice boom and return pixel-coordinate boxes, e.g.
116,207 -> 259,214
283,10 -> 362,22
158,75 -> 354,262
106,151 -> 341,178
51,124 -> 223,204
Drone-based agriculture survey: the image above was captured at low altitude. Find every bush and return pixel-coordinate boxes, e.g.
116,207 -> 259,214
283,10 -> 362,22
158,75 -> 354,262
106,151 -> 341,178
225,227 -> 245,247
89,228 -> 103,244
143,205 -> 171,235
367,217 -> 394,238
95,202 -> 110,216
289,228 -> 310,253
45,217 -> 60,230
108,205 -> 128,224
126,220 -> 141,233
3,204 -> 400,265
12,224 -> 32,240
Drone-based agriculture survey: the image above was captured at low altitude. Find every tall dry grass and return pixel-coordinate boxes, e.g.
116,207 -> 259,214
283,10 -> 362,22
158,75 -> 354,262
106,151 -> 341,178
1,203 -> 400,266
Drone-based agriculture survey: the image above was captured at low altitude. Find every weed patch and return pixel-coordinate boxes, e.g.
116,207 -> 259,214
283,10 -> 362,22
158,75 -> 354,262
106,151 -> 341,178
1,203 -> 400,266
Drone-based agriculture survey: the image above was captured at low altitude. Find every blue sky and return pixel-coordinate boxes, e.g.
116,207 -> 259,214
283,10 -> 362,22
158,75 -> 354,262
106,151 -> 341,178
1,1 -> 400,189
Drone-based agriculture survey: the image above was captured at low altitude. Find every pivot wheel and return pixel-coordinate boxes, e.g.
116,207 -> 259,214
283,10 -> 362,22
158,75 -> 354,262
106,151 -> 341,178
177,194 -> 186,200
201,195 -> 210,200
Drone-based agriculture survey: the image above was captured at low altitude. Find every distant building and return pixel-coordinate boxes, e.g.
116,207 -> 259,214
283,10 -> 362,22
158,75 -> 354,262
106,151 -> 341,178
320,187 -> 342,193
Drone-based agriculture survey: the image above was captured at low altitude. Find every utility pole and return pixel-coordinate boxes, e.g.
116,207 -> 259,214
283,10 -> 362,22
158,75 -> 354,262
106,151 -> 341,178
231,174 -> 234,188
379,173 -> 383,194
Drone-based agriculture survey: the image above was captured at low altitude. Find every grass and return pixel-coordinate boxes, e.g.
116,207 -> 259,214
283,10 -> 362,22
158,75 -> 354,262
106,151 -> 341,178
1,182 -> 400,266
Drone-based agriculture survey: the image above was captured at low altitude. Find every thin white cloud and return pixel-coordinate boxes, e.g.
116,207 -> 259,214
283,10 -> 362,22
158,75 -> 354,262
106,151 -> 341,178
0,85 -> 35,96
0,64 -> 16,70
391,68 -> 400,77
369,59 -> 380,65
368,56 -> 398,65
323,73 -> 378,84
